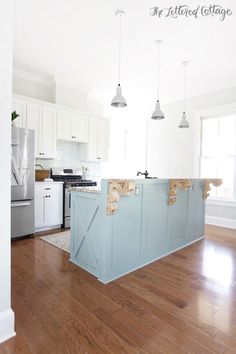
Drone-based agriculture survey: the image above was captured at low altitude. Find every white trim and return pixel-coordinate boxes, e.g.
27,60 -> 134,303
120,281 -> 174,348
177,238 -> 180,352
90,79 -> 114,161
194,101 -> 236,177
13,66 -> 55,87
13,93 -> 110,121
196,102 -> 236,119
207,199 -> 236,207
206,215 -> 236,229
0,309 -> 15,344
35,225 -> 62,233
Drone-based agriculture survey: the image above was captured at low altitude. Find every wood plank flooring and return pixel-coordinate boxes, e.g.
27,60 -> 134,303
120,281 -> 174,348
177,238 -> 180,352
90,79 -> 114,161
1,225 -> 236,353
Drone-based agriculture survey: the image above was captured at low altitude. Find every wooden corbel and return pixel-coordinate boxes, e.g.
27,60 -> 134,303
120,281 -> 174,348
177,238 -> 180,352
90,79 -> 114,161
168,179 -> 192,206
107,179 -> 135,215
203,179 -> 223,200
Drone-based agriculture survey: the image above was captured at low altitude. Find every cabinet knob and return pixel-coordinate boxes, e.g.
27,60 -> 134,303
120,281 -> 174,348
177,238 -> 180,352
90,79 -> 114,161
97,157 -> 101,160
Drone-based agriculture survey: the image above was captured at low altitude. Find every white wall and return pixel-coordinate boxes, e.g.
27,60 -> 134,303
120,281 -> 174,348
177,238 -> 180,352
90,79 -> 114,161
147,86 -> 236,227
13,72 -> 104,116
147,86 -> 236,178
0,0 -> 15,343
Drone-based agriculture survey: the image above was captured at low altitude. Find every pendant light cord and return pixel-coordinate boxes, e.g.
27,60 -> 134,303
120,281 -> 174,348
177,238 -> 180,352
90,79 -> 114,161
118,14 -> 122,84
157,43 -> 160,100
183,63 -> 187,112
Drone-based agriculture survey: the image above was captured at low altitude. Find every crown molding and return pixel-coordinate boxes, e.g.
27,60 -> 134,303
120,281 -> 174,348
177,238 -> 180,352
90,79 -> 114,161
13,67 -> 55,87
54,78 -> 91,94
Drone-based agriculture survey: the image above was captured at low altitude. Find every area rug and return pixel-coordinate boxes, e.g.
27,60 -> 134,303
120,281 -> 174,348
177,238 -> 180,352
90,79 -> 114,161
40,230 -> 70,253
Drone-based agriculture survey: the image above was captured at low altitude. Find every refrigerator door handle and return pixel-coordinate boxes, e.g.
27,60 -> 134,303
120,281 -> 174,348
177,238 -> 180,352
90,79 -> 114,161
69,192 -> 71,209
11,202 -> 31,208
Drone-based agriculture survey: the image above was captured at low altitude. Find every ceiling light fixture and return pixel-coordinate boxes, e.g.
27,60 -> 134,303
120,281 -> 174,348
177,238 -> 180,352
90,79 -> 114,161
178,61 -> 190,128
111,10 -> 127,108
151,40 -> 165,120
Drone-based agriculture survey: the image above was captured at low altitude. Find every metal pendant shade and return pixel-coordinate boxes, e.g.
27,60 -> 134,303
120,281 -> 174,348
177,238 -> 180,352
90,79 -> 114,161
178,111 -> 189,128
179,61 -> 190,128
151,40 -> 165,120
111,84 -> 127,107
151,100 -> 165,120
111,11 -> 127,108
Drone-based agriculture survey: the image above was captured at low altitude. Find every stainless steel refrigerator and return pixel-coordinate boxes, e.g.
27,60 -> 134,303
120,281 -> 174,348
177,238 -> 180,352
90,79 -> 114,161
11,127 -> 35,238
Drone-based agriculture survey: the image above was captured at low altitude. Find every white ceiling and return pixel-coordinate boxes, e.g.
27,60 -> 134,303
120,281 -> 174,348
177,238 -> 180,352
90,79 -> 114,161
13,0 -> 236,107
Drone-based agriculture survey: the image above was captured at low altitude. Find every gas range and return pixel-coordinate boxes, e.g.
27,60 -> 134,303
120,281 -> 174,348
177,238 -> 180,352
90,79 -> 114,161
65,180 -> 97,188
51,168 -> 97,228
51,168 -> 97,187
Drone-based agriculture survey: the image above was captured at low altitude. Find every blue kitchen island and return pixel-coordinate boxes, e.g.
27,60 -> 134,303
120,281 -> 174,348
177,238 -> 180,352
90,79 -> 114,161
69,178 -> 221,283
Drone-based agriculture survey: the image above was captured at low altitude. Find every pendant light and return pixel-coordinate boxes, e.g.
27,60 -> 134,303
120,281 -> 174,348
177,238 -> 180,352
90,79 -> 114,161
111,10 -> 127,108
178,61 -> 190,128
151,40 -> 165,120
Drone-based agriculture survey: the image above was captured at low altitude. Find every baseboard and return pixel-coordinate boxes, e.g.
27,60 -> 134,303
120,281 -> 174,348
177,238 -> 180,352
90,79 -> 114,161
0,309 -> 15,344
206,215 -> 236,229
35,225 -> 62,232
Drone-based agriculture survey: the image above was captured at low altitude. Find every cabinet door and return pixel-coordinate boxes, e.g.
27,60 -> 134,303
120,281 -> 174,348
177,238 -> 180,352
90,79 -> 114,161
97,119 -> 109,161
26,103 -> 41,157
81,118 -> 110,162
87,118 -> 99,160
71,113 -> 88,142
12,98 -> 27,128
41,107 -> 57,158
35,196 -> 45,229
56,110 -> 72,141
45,193 -> 62,226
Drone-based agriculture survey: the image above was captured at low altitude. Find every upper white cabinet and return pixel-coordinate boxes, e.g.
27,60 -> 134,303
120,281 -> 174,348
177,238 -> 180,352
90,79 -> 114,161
80,117 -> 110,161
12,95 -> 110,162
40,107 -> 57,158
12,98 -> 27,128
57,110 -> 88,143
27,103 -> 56,159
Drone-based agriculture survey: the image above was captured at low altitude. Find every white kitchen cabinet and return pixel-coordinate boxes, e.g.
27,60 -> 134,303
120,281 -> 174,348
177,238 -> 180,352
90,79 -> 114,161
80,117 -> 110,161
56,110 -> 71,141
35,183 -> 63,230
26,102 -> 41,156
27,103 -> 56,158
57,110 -> 88,143
12,98 -> 27,128
40,107 -> 57,158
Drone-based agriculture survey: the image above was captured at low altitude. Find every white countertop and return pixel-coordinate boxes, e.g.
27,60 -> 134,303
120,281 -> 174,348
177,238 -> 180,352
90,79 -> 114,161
69,186 -> 101,194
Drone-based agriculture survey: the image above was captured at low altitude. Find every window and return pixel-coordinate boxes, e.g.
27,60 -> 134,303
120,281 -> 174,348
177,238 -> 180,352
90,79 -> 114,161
200,114 -> 236,201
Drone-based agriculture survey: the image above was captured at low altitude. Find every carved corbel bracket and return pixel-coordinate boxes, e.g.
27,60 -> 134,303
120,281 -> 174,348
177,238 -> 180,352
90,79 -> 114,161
107,179 -> 135,215
203,179 -> 223,199
168,179 -> 192,206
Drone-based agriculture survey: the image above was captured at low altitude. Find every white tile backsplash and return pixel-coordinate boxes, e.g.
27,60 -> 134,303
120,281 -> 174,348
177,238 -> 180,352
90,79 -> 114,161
36,140 -> 101,181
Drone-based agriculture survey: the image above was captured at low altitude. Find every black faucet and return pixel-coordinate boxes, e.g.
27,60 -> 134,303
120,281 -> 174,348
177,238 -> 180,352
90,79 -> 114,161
137,170 -> 149,179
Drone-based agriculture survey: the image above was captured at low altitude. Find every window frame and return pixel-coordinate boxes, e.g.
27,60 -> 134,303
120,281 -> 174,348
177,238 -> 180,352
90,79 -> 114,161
199,112 -> 236,202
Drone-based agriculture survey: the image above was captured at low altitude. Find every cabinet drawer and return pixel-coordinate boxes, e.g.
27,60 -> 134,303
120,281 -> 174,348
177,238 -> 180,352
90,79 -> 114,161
35,183 -> 63,197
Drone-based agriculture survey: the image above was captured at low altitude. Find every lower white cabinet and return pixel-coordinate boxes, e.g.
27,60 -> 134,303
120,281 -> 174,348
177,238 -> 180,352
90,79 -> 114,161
35,183 -> 63,230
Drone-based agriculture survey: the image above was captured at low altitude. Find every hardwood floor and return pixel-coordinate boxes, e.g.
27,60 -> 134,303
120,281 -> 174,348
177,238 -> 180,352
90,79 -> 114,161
1,225 -> 236,353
